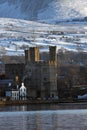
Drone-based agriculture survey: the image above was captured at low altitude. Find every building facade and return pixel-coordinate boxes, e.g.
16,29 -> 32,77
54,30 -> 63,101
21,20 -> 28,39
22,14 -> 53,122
6,83 -> 27,100
20,82 -> 27,100
24,46 -> 58,99
5,46 -> 58,99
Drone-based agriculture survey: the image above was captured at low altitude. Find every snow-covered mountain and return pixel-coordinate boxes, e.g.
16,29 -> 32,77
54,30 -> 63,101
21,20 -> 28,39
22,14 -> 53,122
0,0 -> 87,23
0,18 -> 87,56
0,1 -> 87,55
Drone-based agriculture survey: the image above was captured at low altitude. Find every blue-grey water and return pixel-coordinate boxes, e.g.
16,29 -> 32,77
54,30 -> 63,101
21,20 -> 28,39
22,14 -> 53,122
0,104 -> 87,130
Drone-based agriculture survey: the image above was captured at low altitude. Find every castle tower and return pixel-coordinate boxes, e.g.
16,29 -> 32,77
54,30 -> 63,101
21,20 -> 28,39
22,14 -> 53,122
49,46 -> 58,98
25,49 -> 30,64
25,47 -> 40,63
30,47 -> 40,62
49,46 -> 57,64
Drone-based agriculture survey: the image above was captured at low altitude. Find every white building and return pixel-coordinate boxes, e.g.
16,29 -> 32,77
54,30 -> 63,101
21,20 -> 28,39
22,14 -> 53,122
6,90 -> 19,100
19,83 -> 27,100
6,83 -> 27,100
11,90 -> 19,100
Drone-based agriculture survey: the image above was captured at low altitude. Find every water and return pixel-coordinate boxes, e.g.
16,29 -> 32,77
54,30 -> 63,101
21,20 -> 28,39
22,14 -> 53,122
0,104 -> 87,130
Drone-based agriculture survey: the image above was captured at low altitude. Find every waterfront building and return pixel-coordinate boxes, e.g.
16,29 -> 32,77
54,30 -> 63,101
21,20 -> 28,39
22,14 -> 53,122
6,90 -> 19,100
5,46 -> 58,99
24,46 -> 58,99
11,90 -> 19,100
6,83 -> 27,100
0,79 -> 14,97
19,82 -> 27,100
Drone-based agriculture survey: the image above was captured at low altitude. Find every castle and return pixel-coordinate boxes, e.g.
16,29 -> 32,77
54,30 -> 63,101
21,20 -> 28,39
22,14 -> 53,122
5,46 -> 58,99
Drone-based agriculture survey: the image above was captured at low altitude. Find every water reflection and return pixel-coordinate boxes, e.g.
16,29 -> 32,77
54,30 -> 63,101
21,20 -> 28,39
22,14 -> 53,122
0,103 -> 87,112
0,110 -> 87,130
0,104 -> 87,129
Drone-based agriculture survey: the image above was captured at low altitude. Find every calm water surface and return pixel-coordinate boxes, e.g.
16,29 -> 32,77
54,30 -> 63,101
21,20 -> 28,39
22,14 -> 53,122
0,104 -> 87,130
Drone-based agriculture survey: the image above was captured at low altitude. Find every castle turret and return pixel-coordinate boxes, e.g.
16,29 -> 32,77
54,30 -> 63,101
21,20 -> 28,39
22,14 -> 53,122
49,46 -> 57,65
25,49 -> 30,64
30,47 -> 40,62
49,46 -> 58,98
25,47 -> 40,63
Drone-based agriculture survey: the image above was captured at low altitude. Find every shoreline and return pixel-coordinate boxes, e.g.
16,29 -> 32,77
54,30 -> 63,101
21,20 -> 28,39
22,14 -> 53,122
0,99 -> 87,106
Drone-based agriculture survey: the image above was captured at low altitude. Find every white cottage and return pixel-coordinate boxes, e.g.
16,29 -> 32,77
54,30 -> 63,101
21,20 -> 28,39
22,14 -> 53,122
6,90 -> 19,100
6,83 -> 27,100
11,90 -> 19,100
19,83 -> 27,100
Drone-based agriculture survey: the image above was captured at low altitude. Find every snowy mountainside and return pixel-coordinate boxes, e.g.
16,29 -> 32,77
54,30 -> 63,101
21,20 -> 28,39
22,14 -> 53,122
0,18 -> 87,56
0,0 -> 87,23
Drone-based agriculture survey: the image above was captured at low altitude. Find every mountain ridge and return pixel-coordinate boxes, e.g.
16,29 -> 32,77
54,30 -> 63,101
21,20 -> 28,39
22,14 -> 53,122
0,0 -> 87,23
